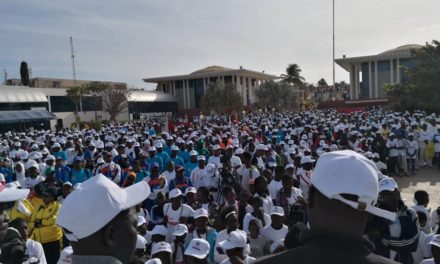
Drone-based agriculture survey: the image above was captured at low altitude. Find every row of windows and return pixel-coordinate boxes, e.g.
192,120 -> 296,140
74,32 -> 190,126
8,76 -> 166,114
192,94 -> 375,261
0,102 -> 48,111
50,96 -> 103,113
128,102 -> 178,114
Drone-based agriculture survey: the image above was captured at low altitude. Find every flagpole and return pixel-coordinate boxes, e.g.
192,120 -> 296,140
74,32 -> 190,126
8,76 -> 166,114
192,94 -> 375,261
332,0 -> 336,92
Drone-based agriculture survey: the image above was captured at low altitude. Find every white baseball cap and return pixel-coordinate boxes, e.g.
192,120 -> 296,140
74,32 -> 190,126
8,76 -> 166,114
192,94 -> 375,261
145,259 -> 162,264
230,156 -> 242,168
270,206 -> 285,216
218,230 -> 247,250
136,234 -> 147,249
197,155 -> 206,161
379,178 -> 398,192
0,184 -> 30,202
173,224 -> 189,236
137,216 -> 147,227
45,155 -> 56,161
234,148 -> 244,155
300,156 -> 315,164
212,145 -> 221,151
148,146 -> 157,152
190,150 -> 198,156
185,187 -> 197,195
171,145 -> 179,151
150,225 -> 168,236
285,164 -> 294,170
193,208 -> 209,219
169,188 -> 183,199
151,242 -> 172,255
56,174 -> 151,241
185,238 -> 210,259
311,150 -> 396,221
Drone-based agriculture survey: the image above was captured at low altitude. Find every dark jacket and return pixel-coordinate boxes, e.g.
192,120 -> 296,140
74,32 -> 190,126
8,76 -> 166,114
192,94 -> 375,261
368,201 -> 419,264
255,230 -> 399,264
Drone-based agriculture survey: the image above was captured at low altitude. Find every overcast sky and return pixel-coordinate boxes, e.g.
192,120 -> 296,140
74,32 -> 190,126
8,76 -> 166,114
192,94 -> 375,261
1,0 -> 439,90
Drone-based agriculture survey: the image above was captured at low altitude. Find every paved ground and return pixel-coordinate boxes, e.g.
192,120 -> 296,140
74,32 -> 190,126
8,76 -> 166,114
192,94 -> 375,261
397,167 -> 440,210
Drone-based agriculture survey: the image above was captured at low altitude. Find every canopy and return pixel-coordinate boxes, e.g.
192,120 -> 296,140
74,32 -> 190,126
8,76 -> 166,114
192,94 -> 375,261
0,110 -> 56,124
0,87 -> 48,103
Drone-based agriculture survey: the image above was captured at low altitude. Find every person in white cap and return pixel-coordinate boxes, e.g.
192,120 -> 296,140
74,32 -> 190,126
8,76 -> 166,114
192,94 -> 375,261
184,150 -> 199,178
368,177 -> 420,264
0,181 -> 30,263
56,174 -> 151,264
151,241 -> 172,264
163,188 -> 194,241
23,163 -> 45,189
132,234 -> 148,263
219,230 -> 255,264
171,224 -> 188,264
190,156 -> 210,189
185,238 -> 211,264
189,208 -> 217,263
256,150 -> 398,264
208,145 -> 222,168
297,155 -> 315,199
386,133 -> 400,176
261,206 -> 288,247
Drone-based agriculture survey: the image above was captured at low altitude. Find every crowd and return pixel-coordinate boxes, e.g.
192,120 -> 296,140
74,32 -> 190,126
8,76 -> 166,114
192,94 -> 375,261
0,109 -> 439,264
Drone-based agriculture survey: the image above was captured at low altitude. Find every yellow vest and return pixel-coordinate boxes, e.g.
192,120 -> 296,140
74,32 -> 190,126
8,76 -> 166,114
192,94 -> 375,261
29,201 -> 63,244
9,199 -> 34,223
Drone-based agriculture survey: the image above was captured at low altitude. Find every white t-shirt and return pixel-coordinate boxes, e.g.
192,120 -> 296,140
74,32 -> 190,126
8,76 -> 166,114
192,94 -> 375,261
221,255 -> 256,264
163,203 -> 194,230
242,213 -> 271,234
254,194 -> 273,216
23,176 -> 45,189
161,170 -> 176,183
208,155 -> 221,168
26,239 -> 47,264
268,179 -> 283,200
240,166 -> 260,191
261,224 -> 288,245
190,167 -> 210,188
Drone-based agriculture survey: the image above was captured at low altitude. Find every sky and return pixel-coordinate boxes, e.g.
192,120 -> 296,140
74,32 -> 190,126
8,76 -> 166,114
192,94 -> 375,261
1,0 -> 439,90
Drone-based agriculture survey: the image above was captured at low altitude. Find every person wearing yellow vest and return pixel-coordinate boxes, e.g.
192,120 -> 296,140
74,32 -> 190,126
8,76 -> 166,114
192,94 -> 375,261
29,185 -> 62,264
6,181 -> 34,222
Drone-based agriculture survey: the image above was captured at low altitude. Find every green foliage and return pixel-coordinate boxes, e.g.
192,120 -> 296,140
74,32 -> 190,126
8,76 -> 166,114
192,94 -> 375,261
20,61 -> 30,86
318,78 -> 328,86
254,80 -> 298,111
280,64 -> 305,87
200,81 -> 243,113
385,40 -> 440,112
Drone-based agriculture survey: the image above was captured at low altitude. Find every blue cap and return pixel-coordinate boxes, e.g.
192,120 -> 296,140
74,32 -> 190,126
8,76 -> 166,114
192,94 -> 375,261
151,162 -> 159,168
73,156 -> 82,162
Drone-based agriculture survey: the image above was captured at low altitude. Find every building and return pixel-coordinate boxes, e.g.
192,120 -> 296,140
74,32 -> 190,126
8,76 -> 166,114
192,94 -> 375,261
143,65 -> 277,110
0,85 -> 177,130
335,44 -> 421,100
6,77 -> 127,89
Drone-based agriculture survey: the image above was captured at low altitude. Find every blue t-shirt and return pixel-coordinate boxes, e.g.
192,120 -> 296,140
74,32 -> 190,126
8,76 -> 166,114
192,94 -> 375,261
53,151 -> 67,161
68,168 -> 91,185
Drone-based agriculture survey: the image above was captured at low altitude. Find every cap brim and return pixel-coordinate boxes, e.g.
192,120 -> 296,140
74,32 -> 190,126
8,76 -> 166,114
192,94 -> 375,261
122,181 -> 151,210
173,231 -> 187,236
185,250 -> 207,259
335,195 -> 396,221
0,188 -> 29,202
271,213 -> 284,217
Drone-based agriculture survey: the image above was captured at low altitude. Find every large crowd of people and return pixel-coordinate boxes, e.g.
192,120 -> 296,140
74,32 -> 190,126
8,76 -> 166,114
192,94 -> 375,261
0,108 -> 440,264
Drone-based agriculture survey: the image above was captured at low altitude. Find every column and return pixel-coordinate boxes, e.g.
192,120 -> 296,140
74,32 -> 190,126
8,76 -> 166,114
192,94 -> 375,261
186,80 -> 190,109
369,61 -> 373,98
350,65 -> 355,100
183,79 -> 187,109
396,59 -> 401,83
390,59 -> 394,84
375,60 -> 379,97
353,64 -> 358,99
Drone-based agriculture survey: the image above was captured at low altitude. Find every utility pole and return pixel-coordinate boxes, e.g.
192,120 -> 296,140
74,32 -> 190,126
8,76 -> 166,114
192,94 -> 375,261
70,36 -> 77,83
332,0 -> 336,97
3,69 -> 7,85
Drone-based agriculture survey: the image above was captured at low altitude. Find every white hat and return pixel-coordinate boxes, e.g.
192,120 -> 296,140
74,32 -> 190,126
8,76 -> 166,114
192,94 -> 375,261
145,259 -> 162,264
219,230 -> 247,250
52,143 -> 61,148
300,156 -> 315,164
190,150 -> 198,156
212,145 -> 221,151
150,225 -> 168,236
137,216 -> 147,227
185,238 -> 210,259
270,206 -> 285,216
379,178 -> 398,192
193,208 -> 209,219
136,234 -> 147,249
197,155 -> 206,161
171,145 -> 179,151
185,187 -> 197,195
169,188 -> 183,199
285,164 -> 294,170
14,142 -> 21,147
152,242 -> 172,255
429,234 -> 440,248
20,151 -> 28,160
234,148 -> 244,155
155,143 -> 163,148
311,150 -> 396,221
173,224 -> 189,236
56,174 -> 151,241
256,144 -> 266,151
45,155 -> 56,161
0,184 -> 30,202
230,156 -> 242,168
148,146 -> 157,152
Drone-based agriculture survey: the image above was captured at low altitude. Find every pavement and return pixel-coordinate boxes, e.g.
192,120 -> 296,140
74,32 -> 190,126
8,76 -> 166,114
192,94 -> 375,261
397,167 -> 440,210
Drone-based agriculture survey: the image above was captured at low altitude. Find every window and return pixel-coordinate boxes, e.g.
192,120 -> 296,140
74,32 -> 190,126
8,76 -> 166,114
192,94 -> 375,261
377,61 -> 390,72
50,96 -> 102,112
0,102 -> 48,111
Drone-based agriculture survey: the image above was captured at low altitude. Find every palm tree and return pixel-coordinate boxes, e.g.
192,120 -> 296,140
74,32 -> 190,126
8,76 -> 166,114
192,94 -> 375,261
280,64 -> 305,87
318,78 -> 328,86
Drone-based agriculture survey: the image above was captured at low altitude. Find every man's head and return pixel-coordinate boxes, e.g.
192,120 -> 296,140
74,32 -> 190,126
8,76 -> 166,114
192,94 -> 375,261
185,238 -> 210,264
270,206 -> 285,229
414,190 -> 429,206
308,150 -> 395,237
56,174 -> 150,263
219,231 -> 247,260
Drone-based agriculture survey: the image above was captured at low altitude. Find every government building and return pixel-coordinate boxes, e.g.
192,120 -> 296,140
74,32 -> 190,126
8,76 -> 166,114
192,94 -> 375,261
143,66 -> 277,110
335,44 -> 421,100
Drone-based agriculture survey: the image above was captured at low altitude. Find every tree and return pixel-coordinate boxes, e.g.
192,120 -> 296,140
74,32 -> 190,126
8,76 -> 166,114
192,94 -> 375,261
254,80 -> 298,111
200,81 -> 243,113
102,85 -> 132,121
318,78 -> 328,86
83,81 -> 107,121
20,61 -> 30,86
66,86 -> 86,128
384,40 -> 440,112
280,63 -> 305,87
